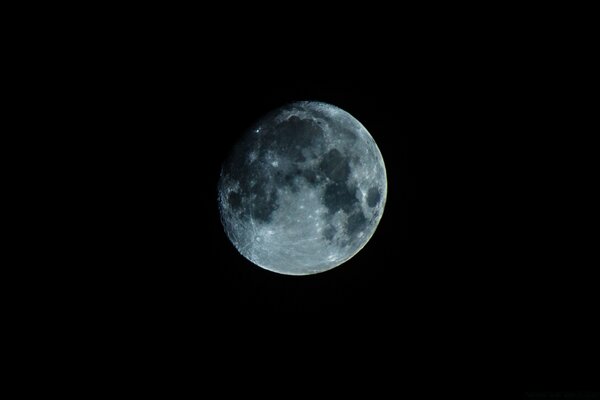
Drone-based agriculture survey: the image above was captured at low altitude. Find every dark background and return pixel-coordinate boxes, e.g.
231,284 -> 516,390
57,14 -> 596,394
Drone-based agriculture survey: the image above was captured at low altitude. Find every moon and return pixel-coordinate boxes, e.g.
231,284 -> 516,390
218,101 -> 387,275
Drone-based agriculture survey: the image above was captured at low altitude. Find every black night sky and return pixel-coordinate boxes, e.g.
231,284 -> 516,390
18,3 -> 593,396
82,27 -> 595,394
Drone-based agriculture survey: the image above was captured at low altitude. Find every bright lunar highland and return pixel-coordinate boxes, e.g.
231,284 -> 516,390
218,101 -> 387,275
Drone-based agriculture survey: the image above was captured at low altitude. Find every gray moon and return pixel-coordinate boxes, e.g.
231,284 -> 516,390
218,101 -> 387,275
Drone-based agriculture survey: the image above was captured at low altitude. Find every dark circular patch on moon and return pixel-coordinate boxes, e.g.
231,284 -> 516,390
218,101 -> 387,275
367,187 -> 381,208
319,148 -> 351,183
346,210 -> 368,236
322,182 -> 358,214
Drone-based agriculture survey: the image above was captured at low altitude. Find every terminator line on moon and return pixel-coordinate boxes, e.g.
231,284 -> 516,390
218,101 -> 387,275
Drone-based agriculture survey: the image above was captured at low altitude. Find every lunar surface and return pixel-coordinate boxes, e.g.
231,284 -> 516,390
218,101 -> 387,275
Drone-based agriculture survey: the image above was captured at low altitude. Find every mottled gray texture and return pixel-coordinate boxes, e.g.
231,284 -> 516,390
218,101 -> 387,275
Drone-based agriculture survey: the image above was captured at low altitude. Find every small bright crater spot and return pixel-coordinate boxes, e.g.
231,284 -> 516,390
272,161 -> 279,167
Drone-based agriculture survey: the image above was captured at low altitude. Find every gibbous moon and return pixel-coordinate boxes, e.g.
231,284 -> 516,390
218,101 -> 387,275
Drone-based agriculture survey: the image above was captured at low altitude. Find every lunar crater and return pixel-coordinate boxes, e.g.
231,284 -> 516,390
367,187 -> 381,208
322,182 -> 359,215
346,210 -> 368,237
319,148 -> 351,183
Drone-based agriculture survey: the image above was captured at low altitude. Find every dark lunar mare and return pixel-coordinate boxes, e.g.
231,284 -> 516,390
223,112 -> 374,246
223,112 -> 332,224
222,146 -> 280,224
